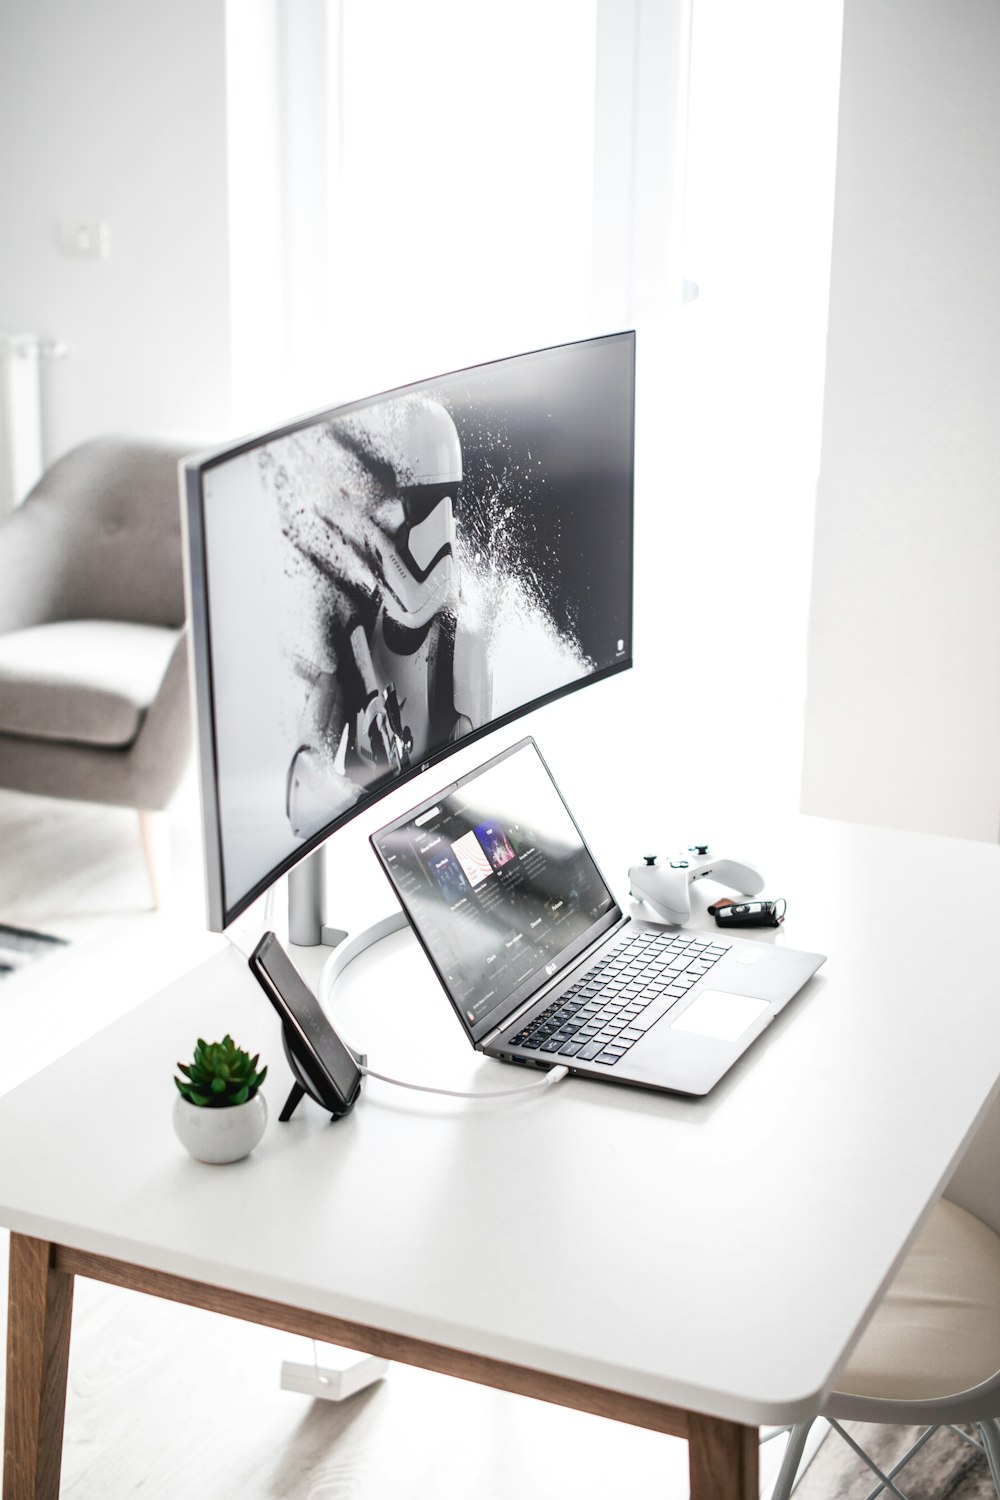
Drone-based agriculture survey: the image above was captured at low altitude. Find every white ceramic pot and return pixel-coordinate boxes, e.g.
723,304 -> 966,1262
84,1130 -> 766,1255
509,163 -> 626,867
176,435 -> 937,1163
173,1092 -> 268,1164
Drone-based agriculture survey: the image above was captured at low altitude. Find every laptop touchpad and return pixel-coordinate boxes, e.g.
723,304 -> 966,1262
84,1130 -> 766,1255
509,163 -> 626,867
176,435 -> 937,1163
671,990 -> 770,1041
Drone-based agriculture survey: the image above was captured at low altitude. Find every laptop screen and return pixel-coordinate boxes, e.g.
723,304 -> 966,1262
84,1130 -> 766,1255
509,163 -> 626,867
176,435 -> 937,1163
371,739 -> 622,1044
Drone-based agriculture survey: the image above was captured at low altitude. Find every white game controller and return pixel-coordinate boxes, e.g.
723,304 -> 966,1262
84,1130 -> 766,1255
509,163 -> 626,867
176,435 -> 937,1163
628,846 -> 765,926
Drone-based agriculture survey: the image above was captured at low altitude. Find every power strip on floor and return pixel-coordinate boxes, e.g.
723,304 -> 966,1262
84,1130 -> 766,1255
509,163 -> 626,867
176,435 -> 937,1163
280,1347 -> 390,1402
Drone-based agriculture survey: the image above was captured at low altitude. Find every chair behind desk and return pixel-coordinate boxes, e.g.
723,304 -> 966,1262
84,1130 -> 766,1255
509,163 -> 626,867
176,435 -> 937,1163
771,1093 -> 1000,1498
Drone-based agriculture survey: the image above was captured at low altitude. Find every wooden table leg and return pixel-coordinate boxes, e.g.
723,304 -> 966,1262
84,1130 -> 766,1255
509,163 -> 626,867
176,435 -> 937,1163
4,1235 -> 74,1500
688,1413 -> 759,1500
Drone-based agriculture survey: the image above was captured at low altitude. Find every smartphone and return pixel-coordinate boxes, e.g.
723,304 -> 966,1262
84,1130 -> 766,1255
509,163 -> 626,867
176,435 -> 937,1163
249,931 -> 363,1117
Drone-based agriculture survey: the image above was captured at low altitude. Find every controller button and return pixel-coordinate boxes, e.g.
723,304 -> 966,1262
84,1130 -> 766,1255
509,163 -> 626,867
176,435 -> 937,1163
669,859 -> 690,869
643,855 -> 657,865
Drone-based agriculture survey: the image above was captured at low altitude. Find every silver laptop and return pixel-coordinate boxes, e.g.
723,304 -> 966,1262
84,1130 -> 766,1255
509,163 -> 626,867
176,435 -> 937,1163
370,738 -> 825,1097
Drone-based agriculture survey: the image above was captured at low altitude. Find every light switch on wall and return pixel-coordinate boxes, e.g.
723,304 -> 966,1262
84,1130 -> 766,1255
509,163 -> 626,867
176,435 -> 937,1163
56,222 -> 111,259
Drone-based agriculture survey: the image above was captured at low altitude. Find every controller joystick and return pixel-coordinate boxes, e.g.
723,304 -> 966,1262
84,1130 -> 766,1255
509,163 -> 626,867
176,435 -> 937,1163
628,846 -> 765,927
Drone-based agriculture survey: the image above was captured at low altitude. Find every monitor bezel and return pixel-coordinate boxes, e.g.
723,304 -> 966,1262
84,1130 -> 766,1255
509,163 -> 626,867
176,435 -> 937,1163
181,330 -> 635,932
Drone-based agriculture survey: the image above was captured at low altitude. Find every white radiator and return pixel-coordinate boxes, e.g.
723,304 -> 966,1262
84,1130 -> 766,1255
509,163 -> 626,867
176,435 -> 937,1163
0,334 -> 64,516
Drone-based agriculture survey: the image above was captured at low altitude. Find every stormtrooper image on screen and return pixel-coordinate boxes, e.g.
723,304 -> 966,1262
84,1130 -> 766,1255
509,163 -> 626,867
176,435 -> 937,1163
275,396 -> 492,840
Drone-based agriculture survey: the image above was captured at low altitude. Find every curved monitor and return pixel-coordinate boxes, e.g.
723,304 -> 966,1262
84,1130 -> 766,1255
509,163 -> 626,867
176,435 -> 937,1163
182,331 -> 635,931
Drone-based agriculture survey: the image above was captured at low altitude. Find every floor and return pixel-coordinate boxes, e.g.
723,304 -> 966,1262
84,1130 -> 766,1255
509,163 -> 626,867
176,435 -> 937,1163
0,778 -> 731,1500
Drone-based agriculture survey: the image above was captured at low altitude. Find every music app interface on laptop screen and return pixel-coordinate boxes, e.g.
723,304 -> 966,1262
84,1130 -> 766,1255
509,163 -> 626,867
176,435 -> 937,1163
374,745 -> 618,1036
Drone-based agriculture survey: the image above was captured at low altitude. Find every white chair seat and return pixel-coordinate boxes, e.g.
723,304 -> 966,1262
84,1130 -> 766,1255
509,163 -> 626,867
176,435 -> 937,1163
837,1197 -> 1000,1403
0,620 -> 180,747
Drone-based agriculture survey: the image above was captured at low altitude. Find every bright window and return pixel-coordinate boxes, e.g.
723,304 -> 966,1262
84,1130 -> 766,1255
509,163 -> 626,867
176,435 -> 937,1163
228,0 -> 689,422
329,0 -> 598,397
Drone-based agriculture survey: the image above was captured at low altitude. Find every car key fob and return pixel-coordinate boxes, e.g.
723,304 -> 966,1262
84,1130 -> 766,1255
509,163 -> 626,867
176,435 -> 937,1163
710,898 -> 786,929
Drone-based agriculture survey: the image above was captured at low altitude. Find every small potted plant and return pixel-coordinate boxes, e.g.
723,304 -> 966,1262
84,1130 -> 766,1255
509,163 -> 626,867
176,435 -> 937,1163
173,1035 -> 268,1164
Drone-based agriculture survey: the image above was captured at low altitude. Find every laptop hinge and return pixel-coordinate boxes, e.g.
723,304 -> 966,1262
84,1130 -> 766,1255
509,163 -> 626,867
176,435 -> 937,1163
479,914 -> 632,1050
479,972 -> 575,1044
481,995 -> 539,1051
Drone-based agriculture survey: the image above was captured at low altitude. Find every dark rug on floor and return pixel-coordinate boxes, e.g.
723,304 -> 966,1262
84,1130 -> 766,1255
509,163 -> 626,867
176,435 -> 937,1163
796,1422 -> 994,1499
0,923 -> 67,979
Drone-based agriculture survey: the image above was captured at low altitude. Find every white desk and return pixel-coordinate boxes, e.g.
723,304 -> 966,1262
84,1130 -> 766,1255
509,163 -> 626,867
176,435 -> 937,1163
3,816 -> 1000,1500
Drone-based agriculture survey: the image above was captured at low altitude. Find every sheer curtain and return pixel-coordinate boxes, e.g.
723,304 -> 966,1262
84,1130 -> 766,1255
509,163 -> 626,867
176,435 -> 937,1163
328,0 -> 597,397
226,0 -> 690,425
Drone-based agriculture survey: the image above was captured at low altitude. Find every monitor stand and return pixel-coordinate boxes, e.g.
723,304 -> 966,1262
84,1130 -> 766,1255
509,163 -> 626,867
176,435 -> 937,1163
287,848 -> 409,964
287,847 -> 347,948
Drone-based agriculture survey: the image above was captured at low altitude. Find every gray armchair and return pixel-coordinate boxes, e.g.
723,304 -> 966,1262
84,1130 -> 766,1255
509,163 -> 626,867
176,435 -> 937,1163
0,435 -> 197,906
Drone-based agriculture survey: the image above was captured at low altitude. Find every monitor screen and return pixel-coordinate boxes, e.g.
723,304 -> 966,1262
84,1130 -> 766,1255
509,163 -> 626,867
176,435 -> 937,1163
183,331 -> 635,930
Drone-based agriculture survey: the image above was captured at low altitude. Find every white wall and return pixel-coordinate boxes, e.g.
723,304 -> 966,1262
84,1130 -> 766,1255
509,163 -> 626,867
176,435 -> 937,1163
801,0 -> 1000,842
0,0 -> 232,461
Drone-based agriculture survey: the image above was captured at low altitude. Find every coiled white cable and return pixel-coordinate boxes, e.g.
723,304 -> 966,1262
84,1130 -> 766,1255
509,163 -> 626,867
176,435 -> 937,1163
229,919 -> 570,1103
359,1062 -> 569,1099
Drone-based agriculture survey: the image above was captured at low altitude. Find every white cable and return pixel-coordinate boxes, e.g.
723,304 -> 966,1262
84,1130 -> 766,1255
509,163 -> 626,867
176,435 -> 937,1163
359,1062 -> 570,1099
225,883 -> 281,963
225,929 -> 253,960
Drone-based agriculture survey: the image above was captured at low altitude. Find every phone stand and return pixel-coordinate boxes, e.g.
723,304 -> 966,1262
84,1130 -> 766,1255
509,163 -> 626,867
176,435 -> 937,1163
277,1027 -> 365,1123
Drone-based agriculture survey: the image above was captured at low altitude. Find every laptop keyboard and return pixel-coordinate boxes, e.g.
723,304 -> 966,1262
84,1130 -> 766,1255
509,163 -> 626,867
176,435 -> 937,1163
507,929 -> 732,1067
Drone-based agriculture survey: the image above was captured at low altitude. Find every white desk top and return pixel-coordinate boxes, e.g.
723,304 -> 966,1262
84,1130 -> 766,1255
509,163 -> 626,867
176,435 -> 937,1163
1,815 -> 998,1426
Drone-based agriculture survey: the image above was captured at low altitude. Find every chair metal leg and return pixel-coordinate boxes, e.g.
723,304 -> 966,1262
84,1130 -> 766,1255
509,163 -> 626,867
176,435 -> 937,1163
827,1418 -> 942,1500
766,1414 -> 1000,1500
978,1419 -> 1000,1496
767,1422 -> 813,1500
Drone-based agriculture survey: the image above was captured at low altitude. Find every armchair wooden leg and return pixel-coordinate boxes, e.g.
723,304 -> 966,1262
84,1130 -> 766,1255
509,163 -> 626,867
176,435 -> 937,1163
688,1414 -> 759,1500
138,808 -> 170,910
4,1234 -> 75,1500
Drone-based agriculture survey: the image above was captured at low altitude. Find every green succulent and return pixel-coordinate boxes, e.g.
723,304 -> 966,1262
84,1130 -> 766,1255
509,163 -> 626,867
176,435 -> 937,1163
174,1035 -> 267,1109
